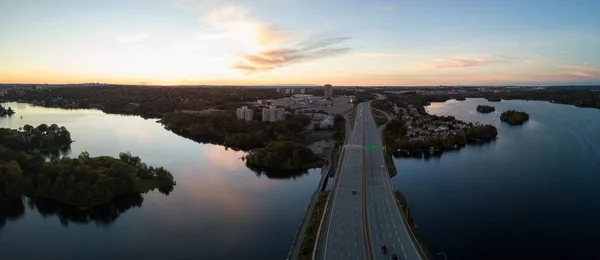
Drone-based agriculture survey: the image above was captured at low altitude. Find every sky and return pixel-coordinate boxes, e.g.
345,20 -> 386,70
1,0 -> 599,86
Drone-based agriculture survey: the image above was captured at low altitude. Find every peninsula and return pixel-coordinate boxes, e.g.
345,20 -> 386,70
0,125 -> 176,207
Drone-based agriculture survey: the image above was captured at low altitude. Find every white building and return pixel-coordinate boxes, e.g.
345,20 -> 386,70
324,84 -> 333,97
300,88 -> 305,94
284,89 -> 291,94
236,106 -> 254,121
262,105 -> 285,122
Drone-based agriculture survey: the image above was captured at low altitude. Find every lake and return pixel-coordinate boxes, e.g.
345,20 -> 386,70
0,102 -> 321,260
393,98 -> 600,260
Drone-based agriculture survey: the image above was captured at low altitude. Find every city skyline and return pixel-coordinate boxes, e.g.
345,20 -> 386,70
1,0 -> 599,86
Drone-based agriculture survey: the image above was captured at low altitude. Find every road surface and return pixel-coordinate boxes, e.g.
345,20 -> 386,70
318,102 -> 425,260
363,103 -> 424,260
318,103 -> 369,260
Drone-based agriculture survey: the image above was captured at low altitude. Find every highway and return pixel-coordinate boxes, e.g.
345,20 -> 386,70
364,103 -> 424,260
318,103 -> 369,260
317,102 -> 425,260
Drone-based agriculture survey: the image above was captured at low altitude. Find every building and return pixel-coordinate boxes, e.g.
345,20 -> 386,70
236,106 -> 254,121
324,84 -> 333,97
262,105 -> 285,122
276,88 -> 281,93
300,88 -> 305,94
0,90 -> 6,97
16,89 -> 25,97
284,89 -> 291,94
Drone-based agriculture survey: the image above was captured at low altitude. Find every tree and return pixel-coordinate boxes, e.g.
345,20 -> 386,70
36,124 -> 49,132
23,124 -> 34,134
49,124 -> 59,131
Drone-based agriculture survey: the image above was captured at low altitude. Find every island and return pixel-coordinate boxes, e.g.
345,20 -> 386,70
0,125 -> 176,207
500,110 -> 530,125
476,105 -> 495,113
0,104 -> 15,116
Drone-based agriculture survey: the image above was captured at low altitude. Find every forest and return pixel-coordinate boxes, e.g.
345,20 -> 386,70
500,110 -> 530,125
160,112 -> 312,150
0,147 -> 175,207
245,141 -> 325,170
11,85 -> 301,119
0,124 -> 72,151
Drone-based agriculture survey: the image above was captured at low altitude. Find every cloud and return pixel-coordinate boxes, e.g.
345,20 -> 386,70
232,37 -> 351,74
562,65 -> 600,78
201,4 -> 285,51
170,1 -> 351,74
114,32 -> 152,43
424,57 -> 488,68
570,72 -> 593,77
348,52 -> 404,58
423,54 -> 511,69
524,60 -> 536,65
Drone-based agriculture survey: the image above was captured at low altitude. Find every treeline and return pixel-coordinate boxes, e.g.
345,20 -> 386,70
161,112 -> 311,150
0,124 -> 72,151
15,86 -> 286,119
0,104 -> 15,116
476,105 -> 495,113
480,89 -> 600,109
500,110 -> 530,125
0,148 -> 175,207
245,141 -> 324,170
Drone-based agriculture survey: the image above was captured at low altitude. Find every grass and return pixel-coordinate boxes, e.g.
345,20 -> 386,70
371,108 -> 389,127
299,191 -> 331,260
321,146 -> 332,157
393,190 -> 432,260
348,108 -> 357,128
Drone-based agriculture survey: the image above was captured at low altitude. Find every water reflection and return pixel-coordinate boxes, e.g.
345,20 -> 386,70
0,198 -> 25,229
28,194 -> 145,227
39,144 -> 72,159
246,164 -> 311,179
0,194 -> 148,229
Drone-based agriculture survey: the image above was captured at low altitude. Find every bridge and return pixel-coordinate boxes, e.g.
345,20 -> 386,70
315,102 -> 428,260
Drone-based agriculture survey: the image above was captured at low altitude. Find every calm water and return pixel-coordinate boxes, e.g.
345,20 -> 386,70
0,102 -> 321,260
393,98 -> 600,260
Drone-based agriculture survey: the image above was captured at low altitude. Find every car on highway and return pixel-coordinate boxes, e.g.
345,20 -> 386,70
380,243 -> 387,254
391,254 -> 398,260
352,190 -> 356,195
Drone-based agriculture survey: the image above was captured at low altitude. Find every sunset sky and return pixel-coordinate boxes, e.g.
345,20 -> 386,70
1,0 -> 599,86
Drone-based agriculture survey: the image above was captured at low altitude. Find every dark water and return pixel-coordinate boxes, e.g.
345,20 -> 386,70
0,102 -> 320,260
392,98 -> 600,260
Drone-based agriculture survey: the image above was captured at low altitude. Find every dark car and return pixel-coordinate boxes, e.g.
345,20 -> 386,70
352,190 -> 357,195
380,243 -> 387,254
391,254 -> 398,260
